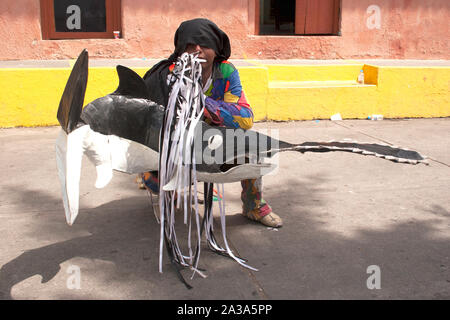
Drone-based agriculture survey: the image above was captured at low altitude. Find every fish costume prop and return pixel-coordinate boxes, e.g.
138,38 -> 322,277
55,49 -> 427,288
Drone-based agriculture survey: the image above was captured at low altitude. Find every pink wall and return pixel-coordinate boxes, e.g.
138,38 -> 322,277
0,0 -> 448,60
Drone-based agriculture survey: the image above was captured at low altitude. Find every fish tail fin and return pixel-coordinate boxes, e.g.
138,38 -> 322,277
57,49 -> 89,134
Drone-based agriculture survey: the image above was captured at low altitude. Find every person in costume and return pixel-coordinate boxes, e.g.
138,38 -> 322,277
139,18 -> 282,228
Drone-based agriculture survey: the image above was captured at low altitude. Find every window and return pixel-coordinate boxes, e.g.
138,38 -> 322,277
259,0 -> 340,35
40,0 -> 121,40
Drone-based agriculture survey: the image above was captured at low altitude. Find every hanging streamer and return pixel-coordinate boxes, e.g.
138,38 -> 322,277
157,53 -> 256,288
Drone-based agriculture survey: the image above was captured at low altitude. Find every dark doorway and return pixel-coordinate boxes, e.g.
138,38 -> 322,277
259,0 -> 340,36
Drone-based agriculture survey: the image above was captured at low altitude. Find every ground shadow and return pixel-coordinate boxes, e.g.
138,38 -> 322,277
1,157 -> 449,299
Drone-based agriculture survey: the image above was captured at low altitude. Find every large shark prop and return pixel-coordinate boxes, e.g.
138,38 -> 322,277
55,50 -> 427,287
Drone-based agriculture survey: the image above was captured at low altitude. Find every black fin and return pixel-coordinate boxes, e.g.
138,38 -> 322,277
57,49 -> 88,134
112,65 -> 150,99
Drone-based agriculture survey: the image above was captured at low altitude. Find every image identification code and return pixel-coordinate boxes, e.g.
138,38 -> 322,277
177,304 -> 272,317
221,304 -> 272,315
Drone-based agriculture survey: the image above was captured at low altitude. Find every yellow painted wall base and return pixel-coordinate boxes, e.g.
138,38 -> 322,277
0,64 -> 449,128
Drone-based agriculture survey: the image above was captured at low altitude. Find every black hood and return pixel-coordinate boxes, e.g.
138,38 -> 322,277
144,18 -> 231,106
169,18 -> 231,62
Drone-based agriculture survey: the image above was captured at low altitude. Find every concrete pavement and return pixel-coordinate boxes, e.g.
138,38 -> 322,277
0,118 -> 449,299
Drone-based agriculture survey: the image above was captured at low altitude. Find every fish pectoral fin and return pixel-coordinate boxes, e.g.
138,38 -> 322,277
95,163 -> 113,189
82,128 -> 114,189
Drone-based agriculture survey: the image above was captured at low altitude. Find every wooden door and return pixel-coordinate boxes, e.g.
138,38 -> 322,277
295,0 -> 340,35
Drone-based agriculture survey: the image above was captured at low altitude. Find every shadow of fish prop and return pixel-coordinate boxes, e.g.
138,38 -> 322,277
55,50 -> 427,287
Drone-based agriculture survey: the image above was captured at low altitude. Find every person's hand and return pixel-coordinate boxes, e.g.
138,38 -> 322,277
203,97 -> 222,126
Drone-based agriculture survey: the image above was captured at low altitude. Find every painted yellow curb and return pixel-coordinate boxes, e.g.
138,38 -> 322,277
250,64 -> 450,121
266,64 -> 363,82
0,64 -> 449,128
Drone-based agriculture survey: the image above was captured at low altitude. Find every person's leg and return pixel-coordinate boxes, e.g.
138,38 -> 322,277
141,171 -> 160,194
241,178 -> 283,227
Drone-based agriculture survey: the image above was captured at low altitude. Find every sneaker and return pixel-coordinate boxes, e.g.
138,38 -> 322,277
243,211 -> 283,228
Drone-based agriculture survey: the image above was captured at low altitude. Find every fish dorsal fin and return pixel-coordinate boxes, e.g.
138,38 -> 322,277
112,65 -> 150,99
